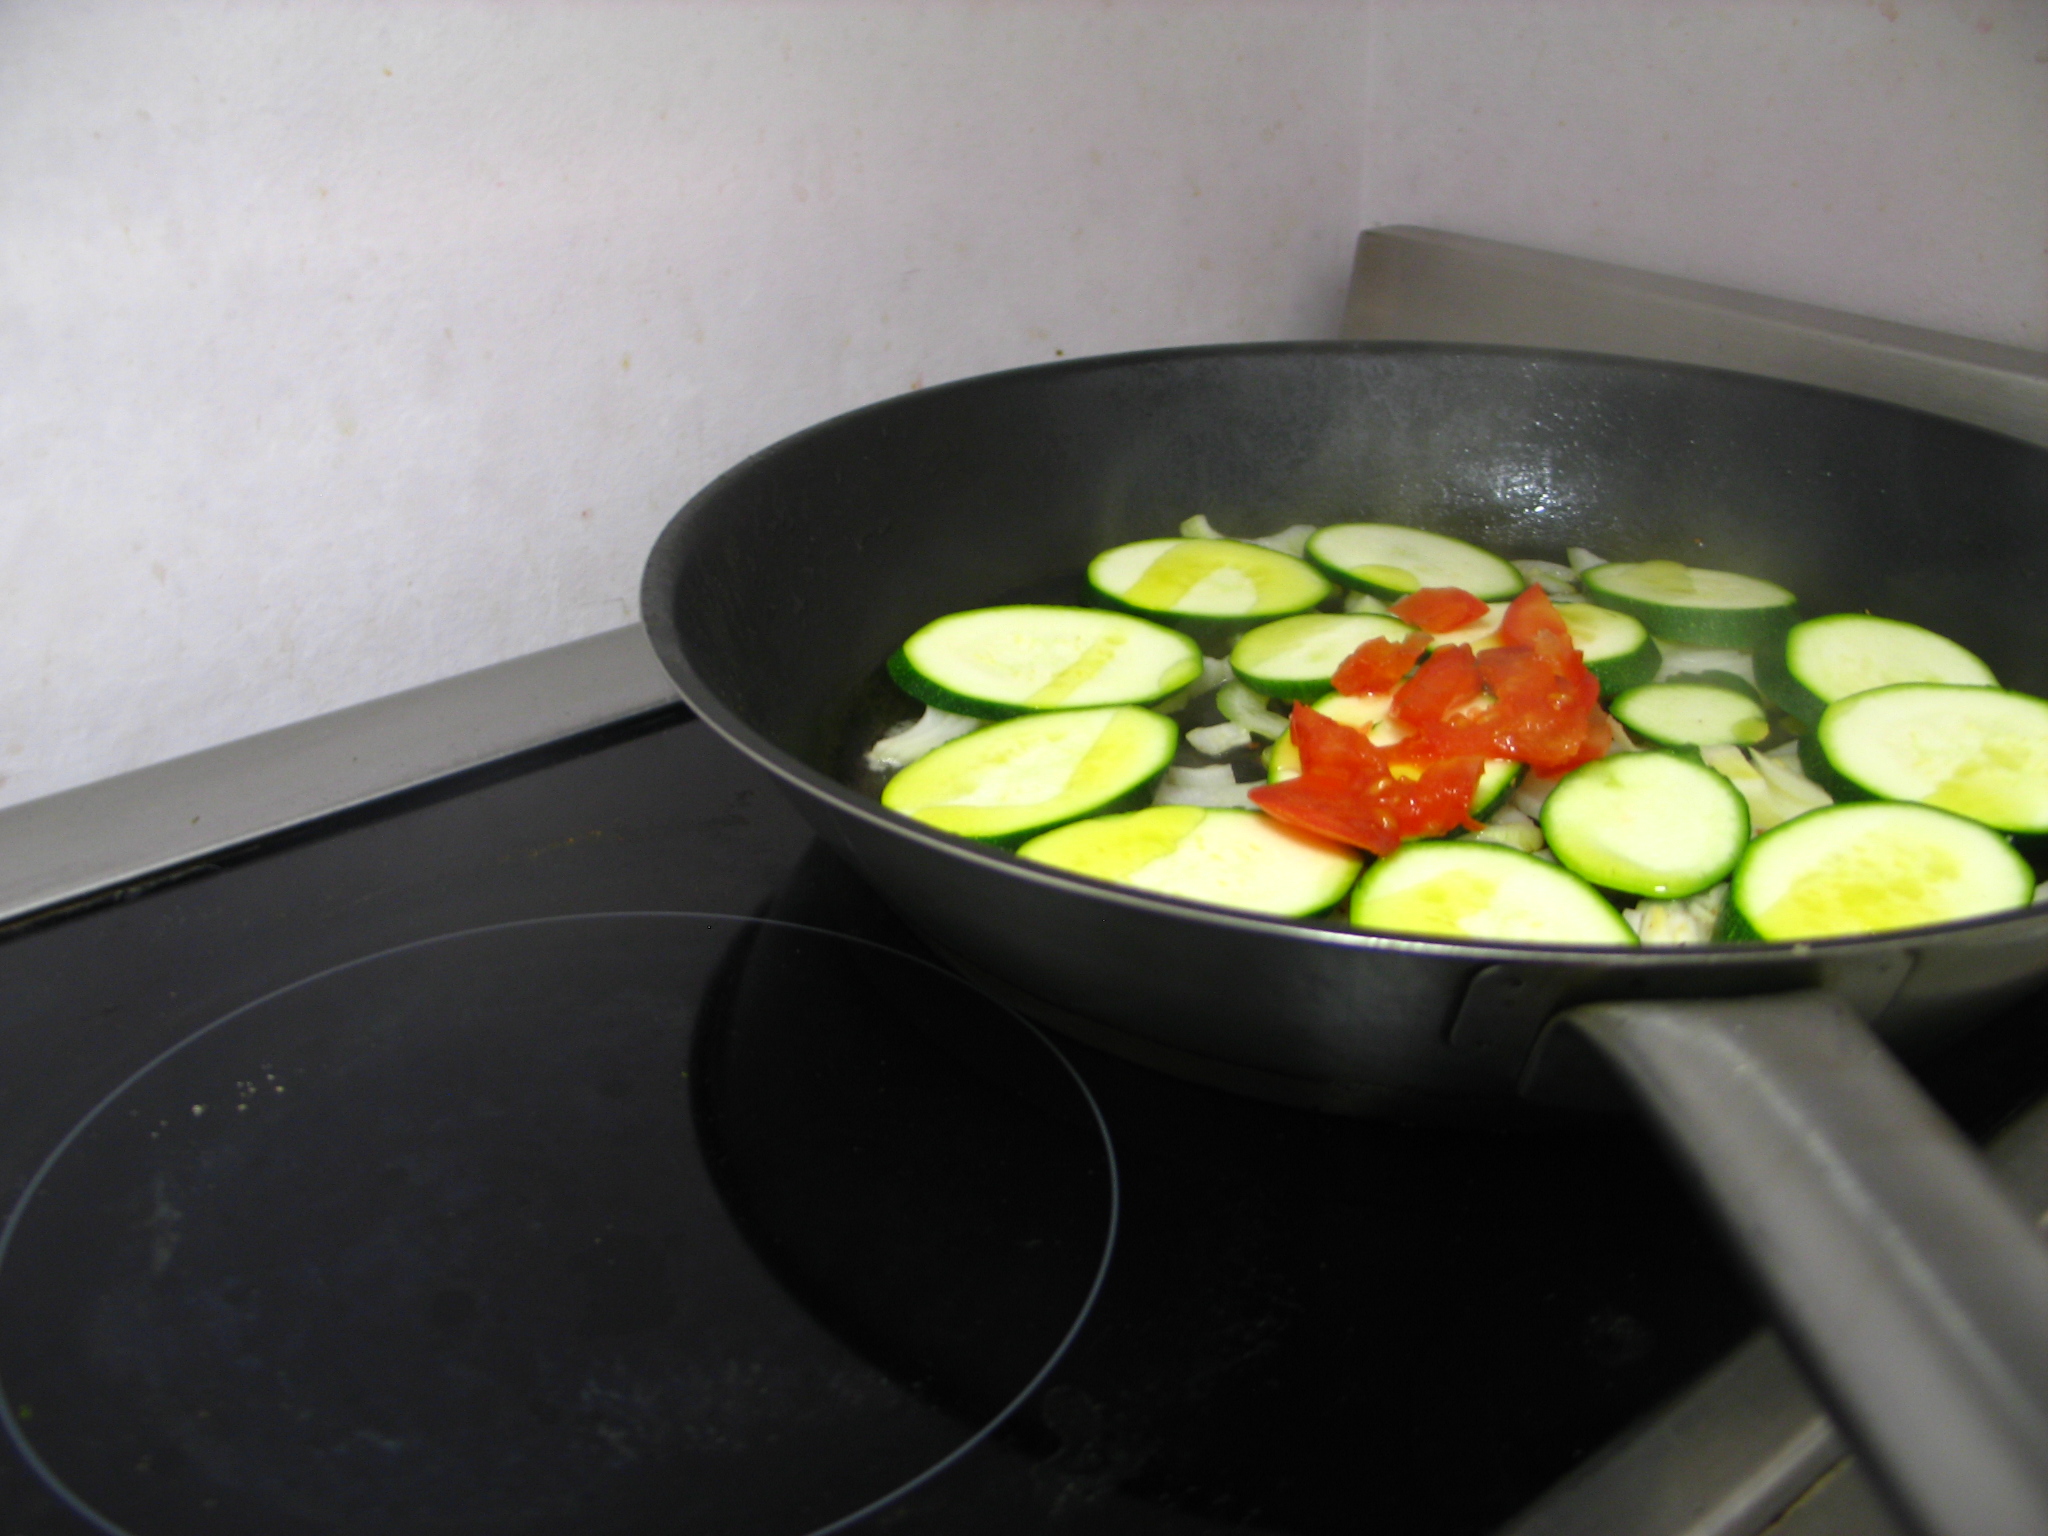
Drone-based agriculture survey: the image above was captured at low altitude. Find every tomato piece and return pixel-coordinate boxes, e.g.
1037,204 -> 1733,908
1391,644 -> 1485,728
1332,632 -> 1428,697
1390,756 -> 1487,840
1391,586 -> 1489,634
1249,704 -> 1406,855
1497,584 -> 1573,649
1286,700 -> 1387,781
1250,777 -> 1403,857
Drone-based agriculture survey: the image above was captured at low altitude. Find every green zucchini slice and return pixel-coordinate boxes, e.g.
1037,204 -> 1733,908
1756,613 -> 1997,725
1349,841 -> 1638,945
889,605 -> 1203,719
1610,681 -> 1771,749
1087,538 -> 1331,622
1809,683 -> 2048,834
880,705 -> 1177,847
1555,602 -> 1661,695
1264,692 -> 1523,818
1580,560 -> 1797,648
1304,524 -> 1523,603
1724,800 -> 2032,942
1541,751 -> 1750,899
1019,806 -> 1363,918
1229,612 -> 1417,702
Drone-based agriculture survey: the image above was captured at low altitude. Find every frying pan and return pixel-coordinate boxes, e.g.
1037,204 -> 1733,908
641,343 -> 2048,1536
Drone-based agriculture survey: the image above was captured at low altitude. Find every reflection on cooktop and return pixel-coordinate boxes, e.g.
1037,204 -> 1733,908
0,914 -> 1116,1536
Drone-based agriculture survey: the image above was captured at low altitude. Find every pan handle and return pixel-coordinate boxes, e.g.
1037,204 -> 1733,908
1556,990 -> 2048,1536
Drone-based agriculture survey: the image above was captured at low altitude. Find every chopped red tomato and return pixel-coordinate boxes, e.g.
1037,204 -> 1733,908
1250,705 -> 1403,854
1331,631 -> 1428,696
1497,583 -> 1572,648
1249,705 -> 1488,853
1391,586 -> 1490,633
1250,586 -> 1613,855
1390,644 -> 1485,728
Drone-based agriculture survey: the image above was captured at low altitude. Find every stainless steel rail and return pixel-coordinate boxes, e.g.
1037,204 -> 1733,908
1342,226 -> 2048,449
0,625 -> 680,928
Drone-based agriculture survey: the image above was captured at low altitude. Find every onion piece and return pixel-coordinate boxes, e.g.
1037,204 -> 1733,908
1217,680 -> 1290,741
865,706 -> 983,771
1151,655 -> 1235,715
1626,882 -> 1729,945
1187,722 -> 1254,757
1152,764 -> 1260,809
1512,559 -> 1580,599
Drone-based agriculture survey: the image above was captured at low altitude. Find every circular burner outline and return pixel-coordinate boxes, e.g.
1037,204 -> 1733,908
0,911 -> 1122,1536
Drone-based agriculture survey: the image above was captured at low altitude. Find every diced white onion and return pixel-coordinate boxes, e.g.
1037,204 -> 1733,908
1700,743 -> 1830,833
1217,680 -> 1291,740
1152,764 -> 1260,809
1627,883 -> 1729,946
1179,515 -> 1317,560
1654,644 -> 1758,686
1475,806 -> 1547,854
1152,655 -> 1236,715
1566,547 -> 1609,573
1512,559 -> 1580,599
1342,591 -> 1391,615
864,706 -> 983,770
1248,524 -> 1317,559
1510,774 -> 1561,819
1187,722 -> 1254,757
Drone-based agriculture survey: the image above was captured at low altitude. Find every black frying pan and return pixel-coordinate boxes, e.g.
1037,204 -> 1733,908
642,343 -> 2048,1536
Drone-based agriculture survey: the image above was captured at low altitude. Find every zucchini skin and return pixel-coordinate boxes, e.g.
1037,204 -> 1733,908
887,647 -> 1030,720
1584,640 -> 1662,698
1754,638 -> 1827,726
972,778 -> 1167,851
1579,563 -> 1798,651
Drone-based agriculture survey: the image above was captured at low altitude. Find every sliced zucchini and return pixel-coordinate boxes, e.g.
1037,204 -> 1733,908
1724,800 -> 2032,942
1755,613 -> 1997,725
888,605 -> 1202,720
1808,683 -> 2048,834
1580,560 -> 1797,649
1305,524 -> 1523,603
1018,805 -> 1362,917
1556,602 -> 1661,695
1264,692 -> 1523,818
1229,612 -> 1417,702
1349,840 -> 1638,945
1087,538 -> 1332,623
880,705 -> 1177,847
1541,751 -> 1750,899
1610,681 -> 1771,749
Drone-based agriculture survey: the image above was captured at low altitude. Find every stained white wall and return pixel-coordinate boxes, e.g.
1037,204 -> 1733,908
3,0 -> 2043,812
0,0 -> 1373,809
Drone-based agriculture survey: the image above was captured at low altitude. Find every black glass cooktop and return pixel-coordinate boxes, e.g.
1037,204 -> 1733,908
3,709 -> 2046,1534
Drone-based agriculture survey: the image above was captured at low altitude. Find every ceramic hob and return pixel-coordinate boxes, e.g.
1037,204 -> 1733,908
6,708 -> 2048,1534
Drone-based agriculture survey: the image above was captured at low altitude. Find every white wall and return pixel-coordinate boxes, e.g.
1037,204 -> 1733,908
1358,0 -> 2048,350
0,0 -> 1372,809
3,1 -> 2042,812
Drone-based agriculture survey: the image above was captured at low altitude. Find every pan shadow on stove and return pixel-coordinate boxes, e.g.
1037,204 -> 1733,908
744,844 -> 1773,1535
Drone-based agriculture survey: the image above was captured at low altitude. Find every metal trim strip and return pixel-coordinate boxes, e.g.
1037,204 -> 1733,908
0,625 -> 680,928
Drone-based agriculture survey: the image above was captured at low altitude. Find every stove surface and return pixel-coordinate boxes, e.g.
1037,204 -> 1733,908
4,712 -> 2045,1533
